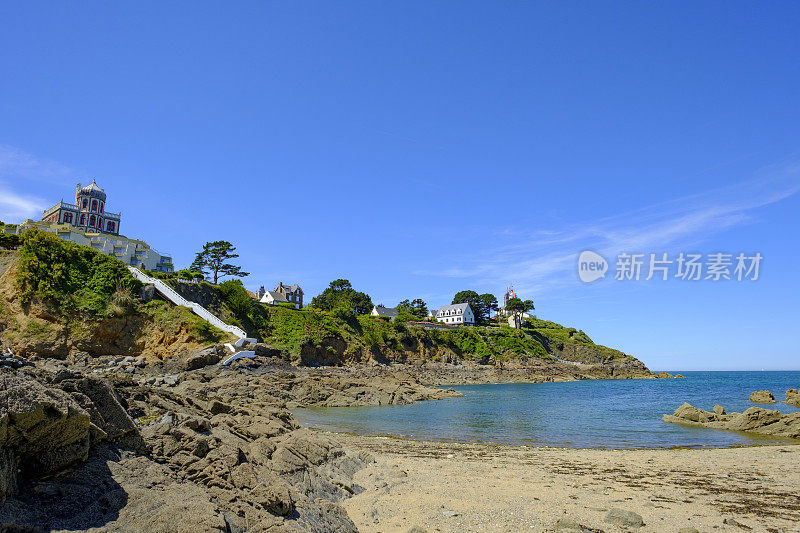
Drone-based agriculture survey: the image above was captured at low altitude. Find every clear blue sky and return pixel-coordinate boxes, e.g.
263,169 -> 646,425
2,2 -> 799,370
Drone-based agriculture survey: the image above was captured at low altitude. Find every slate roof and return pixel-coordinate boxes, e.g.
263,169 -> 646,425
262,291 -> 288,303
436,303 -> 471,315
372,305 -> 399,317
276,282 -> 302,293
79,180 -> 107,201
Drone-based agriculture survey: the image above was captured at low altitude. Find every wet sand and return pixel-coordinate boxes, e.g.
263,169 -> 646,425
332,433 -> 800,532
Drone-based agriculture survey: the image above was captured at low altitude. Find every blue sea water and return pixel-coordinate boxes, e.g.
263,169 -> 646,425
293,371 -> 800,449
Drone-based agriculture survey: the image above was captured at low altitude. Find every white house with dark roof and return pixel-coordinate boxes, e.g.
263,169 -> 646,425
260,290 -> 289,306
435,303 -> 475,325
371,305 -> 399,320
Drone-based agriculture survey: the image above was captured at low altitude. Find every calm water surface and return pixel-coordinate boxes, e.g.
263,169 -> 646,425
293,371 -> 800,449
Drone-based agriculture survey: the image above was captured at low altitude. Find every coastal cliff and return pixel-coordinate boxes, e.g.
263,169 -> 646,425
0,231 -> 658,531
0,231 -> 653,379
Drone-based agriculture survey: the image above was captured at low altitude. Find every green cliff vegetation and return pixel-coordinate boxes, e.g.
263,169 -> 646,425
0,231 -> 230,354
207,279 -> 631,366
3,233 -> 635,366
525,317 -> 632,363
15,229 -> 142,316
215,279 -> 552,364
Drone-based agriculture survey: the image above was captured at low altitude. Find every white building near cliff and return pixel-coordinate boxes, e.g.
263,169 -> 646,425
435,303 -> 475,326
8,219 -> 173,272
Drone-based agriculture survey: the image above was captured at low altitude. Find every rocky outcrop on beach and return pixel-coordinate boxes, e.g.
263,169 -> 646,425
0,360 -> 381,532
749,390 -> 776,403
663,403 -> 800,439
784,388 -> 800,408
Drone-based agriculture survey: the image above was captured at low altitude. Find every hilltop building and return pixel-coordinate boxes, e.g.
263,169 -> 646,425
5,181 -> 173,272
42,180 -> 122,235
495,285 -> 535,319
371,305 -> 399,320
7,220 -> 173,272
259,282 -> 303,309
260,290 -> 288,306
273,282 -> 303,309
435,303 -> 475,326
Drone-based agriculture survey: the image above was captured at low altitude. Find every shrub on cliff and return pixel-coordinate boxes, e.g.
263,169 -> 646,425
16,229 -> 141,316
0,233 -> 23,249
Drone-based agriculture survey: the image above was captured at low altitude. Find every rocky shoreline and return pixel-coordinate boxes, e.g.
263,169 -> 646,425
0,343 -> 671,533
0,360 -> 381,532
3,345 -> 796,532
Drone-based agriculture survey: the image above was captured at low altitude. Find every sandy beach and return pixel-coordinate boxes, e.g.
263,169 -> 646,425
334,433 -> 800,533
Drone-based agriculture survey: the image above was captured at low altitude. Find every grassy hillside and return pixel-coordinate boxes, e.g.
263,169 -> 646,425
200,279 -> 639,367
0,230 -> 229,357
1,230 -> 641,367
525,318 -> 634,363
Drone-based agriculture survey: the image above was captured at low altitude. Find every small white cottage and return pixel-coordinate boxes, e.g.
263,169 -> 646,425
260,291 -> 289,306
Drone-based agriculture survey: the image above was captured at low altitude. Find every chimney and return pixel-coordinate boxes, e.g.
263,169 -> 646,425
75,183 -> 81,205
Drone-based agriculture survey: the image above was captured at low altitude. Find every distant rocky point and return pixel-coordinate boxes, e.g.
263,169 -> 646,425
654,372 -> 684,379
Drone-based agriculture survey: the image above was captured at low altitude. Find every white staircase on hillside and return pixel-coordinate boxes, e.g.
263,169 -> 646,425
128,267 -> 248,340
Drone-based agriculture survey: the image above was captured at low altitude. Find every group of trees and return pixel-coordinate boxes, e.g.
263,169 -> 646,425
396,298 -> 428,319
310,279 -> 374,315
504,296 -> 535,327
452,290 -> 499,325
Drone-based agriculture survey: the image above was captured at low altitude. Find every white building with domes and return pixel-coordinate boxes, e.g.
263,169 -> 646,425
3,180 -> 173,272
41,180 -> 122,235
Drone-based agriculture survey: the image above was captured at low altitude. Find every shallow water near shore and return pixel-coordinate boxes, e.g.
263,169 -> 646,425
293,371 -> 800,449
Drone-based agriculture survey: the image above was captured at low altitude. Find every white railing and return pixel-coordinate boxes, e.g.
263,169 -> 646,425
128,267 -> 247,339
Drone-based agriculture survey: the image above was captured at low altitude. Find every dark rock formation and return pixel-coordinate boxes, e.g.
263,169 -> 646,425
0,361 -> 374,532
177,344 -> 225,371
663,402 -> 800,439
0,369 -> 91,505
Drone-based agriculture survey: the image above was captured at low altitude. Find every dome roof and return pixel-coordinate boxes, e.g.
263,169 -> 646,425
79,180 -> 106,201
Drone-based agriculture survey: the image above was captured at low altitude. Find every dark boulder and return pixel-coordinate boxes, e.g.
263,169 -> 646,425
0,369 -> 91,504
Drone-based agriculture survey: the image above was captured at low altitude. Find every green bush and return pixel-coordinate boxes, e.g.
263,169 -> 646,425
331,305 -> 355,320
0,233 -> 23,249
394,311 -> 416,324
17,229 -> 142,316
